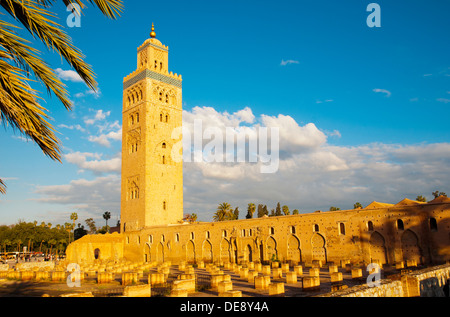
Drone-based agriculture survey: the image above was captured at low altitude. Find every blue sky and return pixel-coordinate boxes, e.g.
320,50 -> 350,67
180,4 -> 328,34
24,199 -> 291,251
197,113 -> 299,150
1,0 -> 450,227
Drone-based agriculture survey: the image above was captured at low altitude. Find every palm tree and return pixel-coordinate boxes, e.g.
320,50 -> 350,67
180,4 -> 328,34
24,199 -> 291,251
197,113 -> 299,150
246,203 -> 256,219
70,212 -> 78,241
2,239 -> 11,253
213,203 -> 233,222
103,211 -> 111,232
0,0 -> 124,195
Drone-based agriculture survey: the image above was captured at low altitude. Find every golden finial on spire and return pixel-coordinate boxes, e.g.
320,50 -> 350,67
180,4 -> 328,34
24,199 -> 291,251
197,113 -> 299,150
150,23 -> 156,38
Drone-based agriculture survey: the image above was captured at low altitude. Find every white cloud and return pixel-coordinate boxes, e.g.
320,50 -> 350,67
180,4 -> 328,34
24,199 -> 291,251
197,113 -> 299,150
280,59 -> 300,66
32,105 -> 450,223
64,152 -> 121,174
58,124 -> 86,133
373,88 -> 392,97
84,109 -> 110,125
33,175 -> 121,225
88,129 -> 122,147
55,68 -> 83,83
437,98 -> 450,104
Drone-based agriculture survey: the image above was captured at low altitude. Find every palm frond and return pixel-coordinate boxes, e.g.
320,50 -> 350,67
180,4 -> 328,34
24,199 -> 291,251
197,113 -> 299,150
0,179 -> 6,194
0,0 -> 98,92
0,58 -> 62,162
0,19 -> 72,110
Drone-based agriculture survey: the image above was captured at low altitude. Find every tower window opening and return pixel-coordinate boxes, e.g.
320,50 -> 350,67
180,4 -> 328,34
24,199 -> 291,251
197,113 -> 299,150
314,224 -> 319,232
162,143 -> 166,149
160,62 -> 163,71
430,217 -> 438,232
339,222 -> 346,235
397,219 -> 404,231
162,155 -> 166,164
367,221 -> 374,231
160,113 -> 163,122
154,60 -> 158,69
165,115 -> 169,123
163,201 -> 166,210
290,226 -> 296,234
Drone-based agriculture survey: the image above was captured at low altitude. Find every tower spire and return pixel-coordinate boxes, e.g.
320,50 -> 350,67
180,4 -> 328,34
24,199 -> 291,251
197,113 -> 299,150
150,23 -> 156,39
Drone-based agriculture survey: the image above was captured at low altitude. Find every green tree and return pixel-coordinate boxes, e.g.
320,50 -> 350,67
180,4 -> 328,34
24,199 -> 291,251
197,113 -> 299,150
282,205 -> 290,215
0,0 -> 124,195
213,203 -> 233,222
432,191 -> 447,199
85,218 -> 97,234
275,202 -> 282,216
257,204 -> 264,218
233,207 -> 239,220
330,206 -> 341,211
416,195 -> 427,202
103,211 -> 111,233
74,224 -> 87,240
353,202 -> 363,209
246,203 -> 256,219
292,209 -> 299,215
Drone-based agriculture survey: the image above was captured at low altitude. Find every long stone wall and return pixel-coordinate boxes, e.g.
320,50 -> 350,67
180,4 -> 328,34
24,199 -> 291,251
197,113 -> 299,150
320,264 -> 450,297
66,201 -> 450,268
121,202 -> 450,266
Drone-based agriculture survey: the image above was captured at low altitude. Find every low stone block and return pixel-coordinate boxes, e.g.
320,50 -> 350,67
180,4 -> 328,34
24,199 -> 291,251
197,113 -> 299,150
60,292 -> 94,297
170,289 -> 188,297
123,284 -> 151,297
51,271 -> 66,282
330,272 -> 343,283
262,265 -> 271,276
272,268 -> 283,279
239,268 -> 249,279
351,268 -> 363,279
219,290 -> 242,297
309,268 -> 320,277
149,273 -> 165,285
97,272 -> 114,284
294,266 -> 303,275
254,275 -> 271,290
35,271 -> 49,281
396,262 -> 405,270
121,272 -> 138,286
173,279 -> 196,293
286,271 -> 297,284
302,276 -> 320,290
247,271 -> 258,284
269,282 -> 285,296
218,281 -> 233,293
328,265 -> 339,274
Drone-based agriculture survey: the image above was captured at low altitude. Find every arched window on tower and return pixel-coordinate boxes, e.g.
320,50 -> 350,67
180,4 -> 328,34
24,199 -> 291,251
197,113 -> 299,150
397,219 -> 404,231
162,155 -> 166,164
163,201 -> 167,210
165,114 -> 169,123
367,221 -> 374,231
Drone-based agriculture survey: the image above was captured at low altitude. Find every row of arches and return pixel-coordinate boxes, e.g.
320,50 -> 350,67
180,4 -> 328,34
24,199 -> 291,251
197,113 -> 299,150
142,229 -> 423,265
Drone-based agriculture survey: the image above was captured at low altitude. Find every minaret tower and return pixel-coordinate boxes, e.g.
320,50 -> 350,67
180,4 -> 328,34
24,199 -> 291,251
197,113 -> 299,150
121,24 -> 183,231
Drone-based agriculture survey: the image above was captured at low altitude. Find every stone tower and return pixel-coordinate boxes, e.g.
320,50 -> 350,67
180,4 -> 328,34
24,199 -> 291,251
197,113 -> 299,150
121,24 -> 183,232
